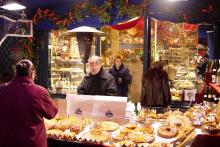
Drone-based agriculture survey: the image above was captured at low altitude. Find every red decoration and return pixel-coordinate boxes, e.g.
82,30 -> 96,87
183,23 -> 198,32
111,16 -> 143,30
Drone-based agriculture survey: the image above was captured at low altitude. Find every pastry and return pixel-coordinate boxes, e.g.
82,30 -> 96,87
44,119 -> 57,130
137,143 -> 151,147
128,132 -> 146,143
157,125 -> 178,138
134,126 -> 154,134
62,131 -> 76,141
80,131 -> 110,143
119,140 -> 134,147
126,122 -> 137,129
120,127 -> 132,134
112,133 -> 126,141
55,119 -> 73,131
46,129 -> 63,139
98,121 -> 120,132
70,124 -> 83,134
128,132 -> 154,143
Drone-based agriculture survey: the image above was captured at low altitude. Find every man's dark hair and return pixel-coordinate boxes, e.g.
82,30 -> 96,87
16,59 -> 34,76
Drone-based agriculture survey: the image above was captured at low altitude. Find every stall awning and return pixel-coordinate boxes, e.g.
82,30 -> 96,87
110,16 -> 144,30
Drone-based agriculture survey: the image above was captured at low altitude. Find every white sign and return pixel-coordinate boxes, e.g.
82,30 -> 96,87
66,94 -> 127,119
184,89 -> 197,101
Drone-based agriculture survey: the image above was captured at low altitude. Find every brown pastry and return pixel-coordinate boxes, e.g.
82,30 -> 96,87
126,122 -> 137,130
157,125 -> 178,138
55,119 -> 73,131
70,124 -> 83,134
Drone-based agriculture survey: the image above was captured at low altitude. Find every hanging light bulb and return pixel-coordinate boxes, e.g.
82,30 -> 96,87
1,0 -> 26,11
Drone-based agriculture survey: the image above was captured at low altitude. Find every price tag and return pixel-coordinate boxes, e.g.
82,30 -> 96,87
184,89 -> 197,101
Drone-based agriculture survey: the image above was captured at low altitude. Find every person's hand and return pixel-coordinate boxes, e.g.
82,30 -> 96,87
118,78 -> 122,84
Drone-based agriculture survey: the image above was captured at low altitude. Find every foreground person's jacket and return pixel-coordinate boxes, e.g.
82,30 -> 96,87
0,76 -> 58,147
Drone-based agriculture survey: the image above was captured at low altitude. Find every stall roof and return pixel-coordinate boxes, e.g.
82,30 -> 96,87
0,0 -> 220,30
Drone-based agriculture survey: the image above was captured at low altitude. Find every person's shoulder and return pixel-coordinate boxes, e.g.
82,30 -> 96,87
0,82 -> 11,89
102,68 -> 114,79
32,83 -> 48,93
83,72 -> 92,79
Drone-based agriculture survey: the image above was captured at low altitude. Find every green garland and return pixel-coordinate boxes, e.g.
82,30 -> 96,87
34,0 -> 148,29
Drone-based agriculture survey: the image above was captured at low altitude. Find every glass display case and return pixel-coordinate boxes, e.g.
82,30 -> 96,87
119,30 -> 143,63
49,31 -> 85,94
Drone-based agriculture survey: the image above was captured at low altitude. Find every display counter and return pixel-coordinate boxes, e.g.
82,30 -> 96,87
47,96 -> 220,147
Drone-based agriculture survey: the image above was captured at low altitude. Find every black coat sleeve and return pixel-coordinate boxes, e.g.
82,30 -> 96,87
105,75 -> 117,96
77,77 -> 87,95
122,68 -> 132,84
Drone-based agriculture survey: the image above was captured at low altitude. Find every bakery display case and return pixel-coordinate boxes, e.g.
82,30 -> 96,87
119,31 -> 143,63
49,31 -> 85,95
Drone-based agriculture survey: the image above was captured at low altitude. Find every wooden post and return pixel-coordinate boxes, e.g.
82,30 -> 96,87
143,16 -> 151,73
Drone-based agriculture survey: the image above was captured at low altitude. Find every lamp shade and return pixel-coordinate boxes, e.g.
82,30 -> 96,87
63,26 -> 106,37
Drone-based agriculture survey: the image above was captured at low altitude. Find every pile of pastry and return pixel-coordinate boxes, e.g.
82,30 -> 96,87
45,116 -> 92,141
79,121 -> 119,144
136,109 -> 167,123
186,104 -> 220,135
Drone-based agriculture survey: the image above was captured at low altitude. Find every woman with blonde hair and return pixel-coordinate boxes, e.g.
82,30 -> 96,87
109,55 -> 131,97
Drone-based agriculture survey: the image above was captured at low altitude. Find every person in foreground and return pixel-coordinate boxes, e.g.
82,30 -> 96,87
141,61 -> 171,107
0,59 -> 58,147
77,55 -> 117,96
109,55 -> 132,97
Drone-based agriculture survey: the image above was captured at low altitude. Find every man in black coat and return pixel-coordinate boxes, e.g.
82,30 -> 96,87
109,55 -> 132,97
77,56 -> 117,96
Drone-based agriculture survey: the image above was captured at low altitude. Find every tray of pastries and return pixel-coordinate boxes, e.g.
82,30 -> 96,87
80,123 -> 110,143
45,115 -> 92,141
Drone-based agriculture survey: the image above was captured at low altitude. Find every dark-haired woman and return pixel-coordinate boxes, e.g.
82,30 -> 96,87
141,61 -> 171,107
0,59 -> 58,147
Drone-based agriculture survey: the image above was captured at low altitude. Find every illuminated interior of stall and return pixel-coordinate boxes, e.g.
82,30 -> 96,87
101,17 -> 199,102
101,17 -> 198,66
